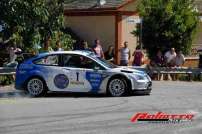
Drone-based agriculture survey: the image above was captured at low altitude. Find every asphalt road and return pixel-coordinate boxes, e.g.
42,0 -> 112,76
0,81 -> 202,134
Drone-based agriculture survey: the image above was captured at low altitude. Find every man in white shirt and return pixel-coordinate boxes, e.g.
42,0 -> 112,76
119,41 -> 131,66
164,48 -> 176,66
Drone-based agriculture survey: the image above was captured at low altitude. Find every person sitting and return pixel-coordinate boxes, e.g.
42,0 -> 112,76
5,44 -> 22,68
154,49 -> 165,67
175,51 -> 185,67
164,48 -> 176,67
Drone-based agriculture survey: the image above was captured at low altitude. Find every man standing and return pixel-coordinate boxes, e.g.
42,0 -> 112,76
119,41 -> 131,66
55,40 -> 64,51
164,48 -> 176,67
92,39 -> 105,58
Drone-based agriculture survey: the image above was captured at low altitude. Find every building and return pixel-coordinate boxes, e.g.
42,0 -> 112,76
64,0 -> 202,64
64,0 -> 140,64
193,0 -> 202,50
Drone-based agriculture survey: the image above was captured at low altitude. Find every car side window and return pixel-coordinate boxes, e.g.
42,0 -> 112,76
63,54 -> 104,70
34,55 -> 59,66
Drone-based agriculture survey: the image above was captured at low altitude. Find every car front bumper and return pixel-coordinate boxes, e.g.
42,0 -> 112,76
132,81 -> 152,95
133,88 -> 152,95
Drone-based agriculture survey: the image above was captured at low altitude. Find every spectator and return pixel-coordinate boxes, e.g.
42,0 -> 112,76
132,45 -> 144,66
119,41 -> 131,66
104,45 -> 114,62
92,39 -> 105,58
33,43 -> 41,55
5,44 -> 22,68
154,49 -> 164,67
73,40 -> 80,50
83,41 -> 92,51
175,51 -> 185,67
39,36 -> 53,53
76,40 -> 85,50
80,40 -> 91,51
8,45 -> 22,62
164,48 -> 176,67
55,40 -> 64,51
8,46 -> 16,63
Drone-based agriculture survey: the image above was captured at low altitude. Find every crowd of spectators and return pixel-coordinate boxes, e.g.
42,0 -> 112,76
151,48 -> 185,68
3,37 -> 186,68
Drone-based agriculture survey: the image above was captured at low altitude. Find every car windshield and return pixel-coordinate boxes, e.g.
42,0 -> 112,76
90,55 -> 117,69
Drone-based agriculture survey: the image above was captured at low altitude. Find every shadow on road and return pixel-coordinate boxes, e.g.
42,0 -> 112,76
45,92 -> 108,98
0,90 -> 149,98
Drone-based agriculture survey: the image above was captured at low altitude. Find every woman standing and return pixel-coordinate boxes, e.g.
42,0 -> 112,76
132,45 -> 144,66
104,45 -> 114,62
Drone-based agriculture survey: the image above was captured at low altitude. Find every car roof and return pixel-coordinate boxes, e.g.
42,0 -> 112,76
25,50 -> 95,62
39,50 -> 94,57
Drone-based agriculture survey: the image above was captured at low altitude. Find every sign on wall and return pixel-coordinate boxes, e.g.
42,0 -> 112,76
127,18 -> 142,24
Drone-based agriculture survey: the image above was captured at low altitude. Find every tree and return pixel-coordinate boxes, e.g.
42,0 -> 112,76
132,0 -> 200,58
0,0 -> 74,53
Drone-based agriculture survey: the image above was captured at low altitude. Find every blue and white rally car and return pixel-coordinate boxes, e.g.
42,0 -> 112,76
15,51 -> 152,97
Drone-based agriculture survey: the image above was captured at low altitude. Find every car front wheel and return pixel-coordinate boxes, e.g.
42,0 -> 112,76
108,78 -> 127,97
27,78 -> 46,97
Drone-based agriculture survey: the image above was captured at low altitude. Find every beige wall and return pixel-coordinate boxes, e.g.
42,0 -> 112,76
121,15 -> 138,58
65,16 -> 115,52
193,20 -> 202,48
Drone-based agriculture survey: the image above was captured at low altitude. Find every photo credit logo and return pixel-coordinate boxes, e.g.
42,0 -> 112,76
131,112 -> 194,123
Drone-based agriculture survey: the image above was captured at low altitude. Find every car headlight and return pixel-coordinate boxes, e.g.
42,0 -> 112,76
134,74 -> 145,80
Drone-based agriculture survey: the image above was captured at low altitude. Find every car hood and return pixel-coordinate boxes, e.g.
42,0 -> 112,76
110,67 -> 146,75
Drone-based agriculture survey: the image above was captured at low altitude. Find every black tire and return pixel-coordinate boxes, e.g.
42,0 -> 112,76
26,77 -> 47,97
107,78 -> 128,97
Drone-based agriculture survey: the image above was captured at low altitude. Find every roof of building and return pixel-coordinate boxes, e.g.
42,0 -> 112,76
64,0 -> 202,13
194,0 -> 202,13
64,0 -> 132,10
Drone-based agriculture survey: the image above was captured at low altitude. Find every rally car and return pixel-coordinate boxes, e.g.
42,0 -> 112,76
15,51 -> 152,97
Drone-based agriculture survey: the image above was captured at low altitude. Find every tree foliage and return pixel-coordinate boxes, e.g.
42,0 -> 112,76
133,0 -> 200,58
0,0 -> 74,52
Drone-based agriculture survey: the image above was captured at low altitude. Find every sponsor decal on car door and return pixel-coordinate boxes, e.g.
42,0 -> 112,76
66,68 -> 90,92
85,69 -> 108,93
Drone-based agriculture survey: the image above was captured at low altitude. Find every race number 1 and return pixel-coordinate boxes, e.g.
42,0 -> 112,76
76,72 -> 79,81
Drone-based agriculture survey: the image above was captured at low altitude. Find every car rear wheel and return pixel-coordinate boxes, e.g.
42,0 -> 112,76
108,78 -> 127,97
27,78 -> 46,97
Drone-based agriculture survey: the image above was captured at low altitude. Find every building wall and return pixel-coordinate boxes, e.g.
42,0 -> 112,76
183,58 -> 199,68
121,15 -> 139,62
65,16 -> 115,52
193,20 -> 202,49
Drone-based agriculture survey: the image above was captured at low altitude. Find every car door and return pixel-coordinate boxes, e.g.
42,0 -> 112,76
61,54 -> 90,92
61,54 -> 107,93
33,54 -> 71,92
80,57 -> 107,93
